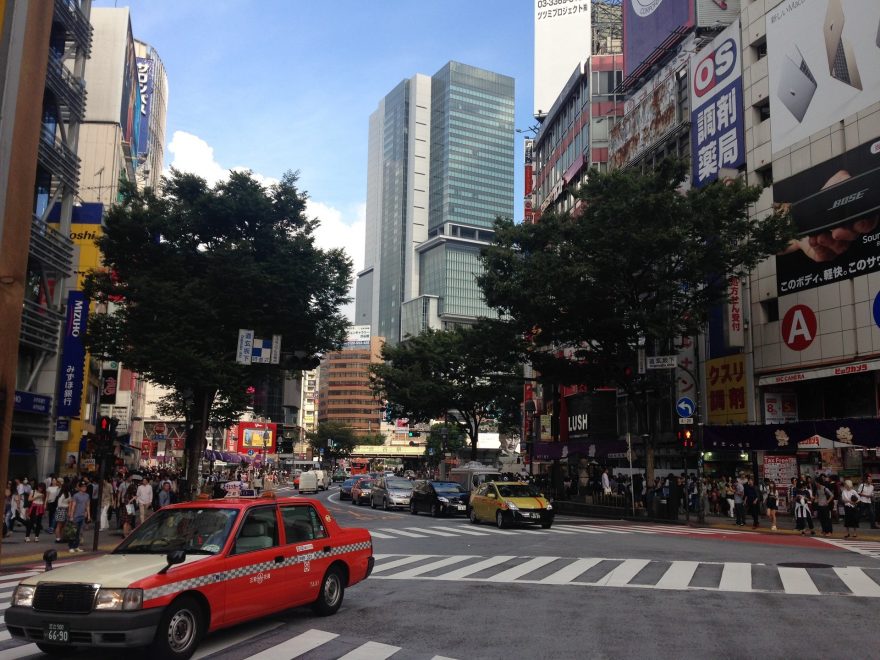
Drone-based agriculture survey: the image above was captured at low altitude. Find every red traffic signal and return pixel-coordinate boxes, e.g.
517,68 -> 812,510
678,427 -> 695,448
99,416 -> 111,432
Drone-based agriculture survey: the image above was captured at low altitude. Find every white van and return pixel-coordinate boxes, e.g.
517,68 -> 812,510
297,471 -> 319,494
313,469 -> 331,490
447,462 -> 503,494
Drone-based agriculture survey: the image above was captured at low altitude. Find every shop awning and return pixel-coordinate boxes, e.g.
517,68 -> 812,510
703,417 -> 880,451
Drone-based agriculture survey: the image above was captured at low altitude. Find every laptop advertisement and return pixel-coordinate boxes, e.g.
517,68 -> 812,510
775,138 -> 880,295
767,0 -> 880,154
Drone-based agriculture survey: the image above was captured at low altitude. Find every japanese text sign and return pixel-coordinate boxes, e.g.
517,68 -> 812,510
706,353 -> 747,424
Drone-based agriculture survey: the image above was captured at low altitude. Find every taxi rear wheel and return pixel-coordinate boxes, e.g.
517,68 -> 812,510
312,566 -> 345,616
148,595 -> 204,659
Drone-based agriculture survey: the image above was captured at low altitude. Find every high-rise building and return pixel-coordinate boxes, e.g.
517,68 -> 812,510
356,61 -> 514,344
0,0 -> 92,480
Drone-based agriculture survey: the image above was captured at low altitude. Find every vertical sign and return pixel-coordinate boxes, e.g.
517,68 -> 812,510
706,354 -> 747,424
57,291 -> 88,418
100,364 -> 119,405
690,19 -> 744,187
724,274 -> 745,348
135,57 -> 153,159
270,334 -> 282,364
236,329 -> 254,364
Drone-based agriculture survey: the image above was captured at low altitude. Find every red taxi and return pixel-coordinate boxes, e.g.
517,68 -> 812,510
6,494 -> 373,659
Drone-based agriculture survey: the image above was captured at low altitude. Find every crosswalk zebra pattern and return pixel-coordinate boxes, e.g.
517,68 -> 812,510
819,537 -> 880,560
366,521 -> 759,540
370,553 -> 880,598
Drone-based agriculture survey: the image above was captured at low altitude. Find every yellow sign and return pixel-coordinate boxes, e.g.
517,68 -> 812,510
706,354 -> 747,424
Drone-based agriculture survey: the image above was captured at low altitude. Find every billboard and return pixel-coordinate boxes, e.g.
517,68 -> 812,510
689,19 -> 745,187
623,0 -> 694,79
120,25 -> 141,152
534,0 -> 591,117
135,57 -> 154,159
237,422 -> 277,454
775,138 -> 880,294
57,291 -> 88,418
100,364 -> 118,405
706,354 -> 747,424
767,0 -> 880,154
695,0 -> 742,28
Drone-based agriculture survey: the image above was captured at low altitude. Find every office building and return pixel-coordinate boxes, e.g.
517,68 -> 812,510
356,61 -> 514,344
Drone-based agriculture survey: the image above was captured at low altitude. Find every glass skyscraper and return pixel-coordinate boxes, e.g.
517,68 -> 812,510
355,62 -> 514,344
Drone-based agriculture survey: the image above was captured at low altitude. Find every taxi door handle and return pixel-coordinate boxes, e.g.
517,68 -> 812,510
274,555 -> 284,564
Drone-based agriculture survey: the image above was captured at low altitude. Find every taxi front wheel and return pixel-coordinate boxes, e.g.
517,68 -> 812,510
312,566 -> 345,616
148,595 -> 204,659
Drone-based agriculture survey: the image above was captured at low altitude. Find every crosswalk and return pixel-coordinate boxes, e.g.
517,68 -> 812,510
370,553 -> 880,598
819,537 -> 880,560
365,520 -> 759,540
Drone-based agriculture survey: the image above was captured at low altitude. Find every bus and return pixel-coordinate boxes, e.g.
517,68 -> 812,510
349,459 -> 370,475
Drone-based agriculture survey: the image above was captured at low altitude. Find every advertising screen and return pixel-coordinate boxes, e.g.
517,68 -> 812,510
534,0 -> 591,117
135,57 -> 153,159
237,422 -> 277,454
624,0 -> 694,78
689,19 -> 745,187
767,0 -> 880,154
775,137 -> 880,295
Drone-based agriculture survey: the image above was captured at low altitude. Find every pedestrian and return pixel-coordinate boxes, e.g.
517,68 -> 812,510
45,477 -> 60,535
744,476 -> 761,529
725,478 -> 736,519
733,477 -> 746,526
601,468 -> 611,495
136,477 -> 153,524
766,481 -> 779,531
3,480 -> 13,536
122,482 -> 137,537
67,481 -> 91,553
54,484 -> 71,543
794,491 -> 813,535
100,478 -> 114,530
24,483 -> 46,542
857,475 -> 877,529
795,481 -> 816,535
9,480 -> 28,535
841,479 -> 860,538
814,476 -> 835,537
157,481 -> 175,508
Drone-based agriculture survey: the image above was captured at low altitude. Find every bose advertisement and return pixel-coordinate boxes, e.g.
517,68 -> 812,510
767,0 -> 880,154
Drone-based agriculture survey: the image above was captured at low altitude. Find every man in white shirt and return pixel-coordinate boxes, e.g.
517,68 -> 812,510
136,478 -> 154,524
858,474 -> 876,529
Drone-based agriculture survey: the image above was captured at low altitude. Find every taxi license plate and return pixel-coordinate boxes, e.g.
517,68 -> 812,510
45,622 -> 69,644
456,504 -> 465,510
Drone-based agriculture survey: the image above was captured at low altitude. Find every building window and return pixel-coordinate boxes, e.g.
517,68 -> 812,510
760,298 -> 779,323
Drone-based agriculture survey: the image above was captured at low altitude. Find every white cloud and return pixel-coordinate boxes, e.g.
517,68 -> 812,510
165,130 -> 365,322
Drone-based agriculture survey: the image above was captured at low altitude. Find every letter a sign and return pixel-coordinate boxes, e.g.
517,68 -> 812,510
781,304 -> 816,351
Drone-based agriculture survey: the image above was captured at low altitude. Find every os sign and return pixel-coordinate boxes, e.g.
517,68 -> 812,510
692,38 -> 738,99
781,305 -> 817,351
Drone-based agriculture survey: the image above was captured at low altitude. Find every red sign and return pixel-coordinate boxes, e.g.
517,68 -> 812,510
237,422 -> 277,453
154,422 -> 166,434
781,304 -> 817,351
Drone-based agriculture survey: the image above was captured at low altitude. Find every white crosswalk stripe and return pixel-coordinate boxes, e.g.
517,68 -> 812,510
370,553 -> 880,598
819,537 -> 880,560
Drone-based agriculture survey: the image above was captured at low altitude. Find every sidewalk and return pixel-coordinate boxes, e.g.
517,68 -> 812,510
702,514 -> 880,539
1,524 -> 119,570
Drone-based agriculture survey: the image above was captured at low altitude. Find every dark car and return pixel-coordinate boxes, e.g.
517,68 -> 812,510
351,478 -> 375,505
410,480 -> 470,517
339,477 -> 358,501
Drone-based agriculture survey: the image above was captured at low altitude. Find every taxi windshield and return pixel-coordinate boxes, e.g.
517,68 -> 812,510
114,508 -> 239,555
496,484 -> 543,498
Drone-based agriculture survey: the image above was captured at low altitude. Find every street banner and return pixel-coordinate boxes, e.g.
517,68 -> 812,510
57,291 -> 88,418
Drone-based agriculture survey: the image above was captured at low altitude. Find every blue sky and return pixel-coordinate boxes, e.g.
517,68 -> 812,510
94,0 -> 536,302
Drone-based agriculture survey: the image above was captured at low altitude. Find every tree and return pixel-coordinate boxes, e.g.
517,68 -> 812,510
306,421 -> 359,465
424,423 -> 467,466
478,160 -> 793,477
370,321 -> 523,460
83,170 -> 352,498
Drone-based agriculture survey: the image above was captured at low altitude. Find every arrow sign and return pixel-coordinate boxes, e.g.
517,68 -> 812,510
676,397 -> 696,418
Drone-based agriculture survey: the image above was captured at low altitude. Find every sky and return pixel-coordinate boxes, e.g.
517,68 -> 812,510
93,0 -> 537,320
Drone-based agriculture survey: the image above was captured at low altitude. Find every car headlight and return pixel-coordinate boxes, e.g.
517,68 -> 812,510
546,503 -> 553,511
505,501 -> 519,510
12,585 -> 35,607
94,588 -> 143,611
438,497 -> 449,503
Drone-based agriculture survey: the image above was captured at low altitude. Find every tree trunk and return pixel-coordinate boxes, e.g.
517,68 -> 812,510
469,427 -> 479,461
183,389 -> 213,501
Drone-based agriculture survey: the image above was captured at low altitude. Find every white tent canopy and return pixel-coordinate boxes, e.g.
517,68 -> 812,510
796,434 -> 863,450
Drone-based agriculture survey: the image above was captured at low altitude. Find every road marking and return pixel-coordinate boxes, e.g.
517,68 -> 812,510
0,591 -> 13,601
248,629 -> 339,660
386,556 -> 477,578
404,527 -> 458,537
369,531 -> 395,539
539,558 -> 603,584
372,555 -> 437,573
430,526 -> 492,536
339,641 -> 402,660
833,567 -> 880,597
486,556 -> 560,582
0,573 -> 37,583
719,562 -> 752,592
553,525 -> 605,535
193,621 -> 284,659
439,556 -> 518,580
778,567 -> 820,596
0,631 -> 10,642
593,559 -> 650,587
542,527 -> 576,535
0,644 -> 39,660
656,561 -> 699,590
377,528 -> 428,538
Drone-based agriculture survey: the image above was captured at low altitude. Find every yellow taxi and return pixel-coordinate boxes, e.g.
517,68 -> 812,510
468,481 -> 554,529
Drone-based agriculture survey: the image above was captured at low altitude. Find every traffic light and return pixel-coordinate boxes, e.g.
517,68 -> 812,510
408,430 -> 421,438
97,416 -> 116,454
678,427 -> 694,449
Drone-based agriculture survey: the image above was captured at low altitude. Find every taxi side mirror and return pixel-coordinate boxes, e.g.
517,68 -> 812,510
487,493 -> 496,499
159,549 -> 187,574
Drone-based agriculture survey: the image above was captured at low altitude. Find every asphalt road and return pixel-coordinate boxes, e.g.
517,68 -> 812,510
2,484 -> 878,660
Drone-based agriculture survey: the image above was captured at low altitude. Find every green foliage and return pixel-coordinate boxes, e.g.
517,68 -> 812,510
82,170 -> 352,494
306,421 -> 359,462
424,423 -> 467,464
358,433 -> 386,447
370,321 -> 522,459
479,160 -> 794,388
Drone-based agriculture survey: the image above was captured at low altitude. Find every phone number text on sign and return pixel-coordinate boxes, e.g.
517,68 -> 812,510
536,0 -> 590,20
